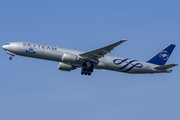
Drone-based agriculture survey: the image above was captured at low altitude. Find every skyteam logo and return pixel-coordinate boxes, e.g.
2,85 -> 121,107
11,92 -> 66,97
26,48 -> 36,54
23,43 -> 57,51
113,58 -> 143,72
159,51 -> 169,60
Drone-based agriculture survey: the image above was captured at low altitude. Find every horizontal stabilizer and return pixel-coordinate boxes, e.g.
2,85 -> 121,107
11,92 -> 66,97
154,64 -> 178,70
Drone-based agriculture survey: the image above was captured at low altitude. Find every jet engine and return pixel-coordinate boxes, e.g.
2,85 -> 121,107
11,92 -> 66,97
62,52 -> 79,63
58,62 -> 75,71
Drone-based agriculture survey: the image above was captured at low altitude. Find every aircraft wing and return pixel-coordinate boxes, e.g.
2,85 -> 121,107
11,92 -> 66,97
79,40 -> 127,61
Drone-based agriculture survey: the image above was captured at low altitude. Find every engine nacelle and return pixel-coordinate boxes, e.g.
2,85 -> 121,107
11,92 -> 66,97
58,62 -> 75,71
62,52 -> 79,63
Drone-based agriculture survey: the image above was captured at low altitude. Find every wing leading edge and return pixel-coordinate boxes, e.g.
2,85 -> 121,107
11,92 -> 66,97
79,40 -> 127,60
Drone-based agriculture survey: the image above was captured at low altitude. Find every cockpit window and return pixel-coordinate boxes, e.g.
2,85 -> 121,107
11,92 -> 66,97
6,43 -> 10,45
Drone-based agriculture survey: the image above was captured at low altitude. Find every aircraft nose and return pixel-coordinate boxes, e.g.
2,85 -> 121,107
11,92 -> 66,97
2,45 -> 7,50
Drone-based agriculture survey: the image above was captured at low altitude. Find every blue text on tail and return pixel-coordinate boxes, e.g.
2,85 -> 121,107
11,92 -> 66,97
147,44 -> 176,65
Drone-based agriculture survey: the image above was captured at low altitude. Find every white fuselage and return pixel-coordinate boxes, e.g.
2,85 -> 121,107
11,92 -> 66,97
2,42 -> 171,74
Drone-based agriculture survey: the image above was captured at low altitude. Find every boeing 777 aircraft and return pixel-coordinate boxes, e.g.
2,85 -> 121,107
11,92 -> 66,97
2,40 -> 178,75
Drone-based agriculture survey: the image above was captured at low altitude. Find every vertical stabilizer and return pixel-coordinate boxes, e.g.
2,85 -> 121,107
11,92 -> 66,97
147,44 -> 176,65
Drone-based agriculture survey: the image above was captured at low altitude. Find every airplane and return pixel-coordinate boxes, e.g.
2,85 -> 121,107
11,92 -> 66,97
2,40 -> 178,75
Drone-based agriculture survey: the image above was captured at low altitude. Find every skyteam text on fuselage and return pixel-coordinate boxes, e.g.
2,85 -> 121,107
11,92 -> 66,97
2,40 -> 178,75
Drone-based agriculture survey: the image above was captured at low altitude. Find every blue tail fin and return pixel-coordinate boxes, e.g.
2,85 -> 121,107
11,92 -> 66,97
147,44 -> 176,65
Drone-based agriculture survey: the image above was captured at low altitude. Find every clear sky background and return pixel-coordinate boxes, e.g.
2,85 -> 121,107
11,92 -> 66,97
0,0 -> 180,120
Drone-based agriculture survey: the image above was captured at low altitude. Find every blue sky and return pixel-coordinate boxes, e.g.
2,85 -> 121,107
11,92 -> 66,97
0,0 -> 180,120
